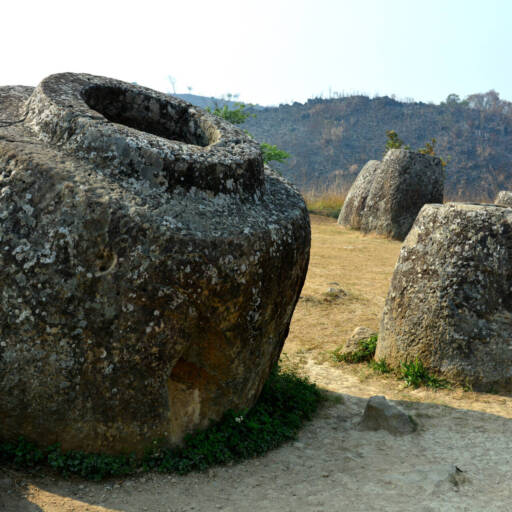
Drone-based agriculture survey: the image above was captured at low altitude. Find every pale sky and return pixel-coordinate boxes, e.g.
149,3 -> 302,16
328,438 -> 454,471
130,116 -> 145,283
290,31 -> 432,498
2,0 -> 511,106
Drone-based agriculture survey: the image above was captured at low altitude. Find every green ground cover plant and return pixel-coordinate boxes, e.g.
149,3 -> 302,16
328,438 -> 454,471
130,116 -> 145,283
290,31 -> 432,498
399,359 -> 448,389
0,365 -> 322,481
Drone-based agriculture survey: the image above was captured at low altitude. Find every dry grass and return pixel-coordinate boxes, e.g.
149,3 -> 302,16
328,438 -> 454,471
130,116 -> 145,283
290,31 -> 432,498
284,214 -> 401,365
302,188 -> 346,219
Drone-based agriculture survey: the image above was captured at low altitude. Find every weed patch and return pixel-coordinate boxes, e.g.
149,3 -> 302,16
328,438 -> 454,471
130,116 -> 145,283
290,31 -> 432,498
369,358 -> 391,374
0,365 -> 323,481
400,359 -> 448,389
332,334 -> 378,363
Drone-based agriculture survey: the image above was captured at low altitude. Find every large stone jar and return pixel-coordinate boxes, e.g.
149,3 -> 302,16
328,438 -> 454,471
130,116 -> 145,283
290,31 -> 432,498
376,203 -> 512,390
0,73 -> 310,454
338,149 -> 444,241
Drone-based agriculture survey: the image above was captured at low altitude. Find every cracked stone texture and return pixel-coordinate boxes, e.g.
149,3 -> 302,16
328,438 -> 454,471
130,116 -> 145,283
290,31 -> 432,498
0,73 -> 310,455
494,190 -> 512,207
339,149 -> 444,241
376,203 -> 512,391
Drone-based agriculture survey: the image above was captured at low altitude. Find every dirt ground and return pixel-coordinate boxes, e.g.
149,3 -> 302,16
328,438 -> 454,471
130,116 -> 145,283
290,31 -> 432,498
3,215 -> 512,512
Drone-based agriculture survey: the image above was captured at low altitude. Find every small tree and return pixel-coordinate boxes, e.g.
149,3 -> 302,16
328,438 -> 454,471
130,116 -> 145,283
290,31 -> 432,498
418,138 -> 449,169
206,102 -> 254,125
384,130 -> 409,154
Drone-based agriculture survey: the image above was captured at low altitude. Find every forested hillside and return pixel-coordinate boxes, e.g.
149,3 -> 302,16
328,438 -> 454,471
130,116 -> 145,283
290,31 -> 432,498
241,92 -> 512,201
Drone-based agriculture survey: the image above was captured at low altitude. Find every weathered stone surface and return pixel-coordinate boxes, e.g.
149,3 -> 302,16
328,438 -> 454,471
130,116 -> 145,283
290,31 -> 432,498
0,73 -> 310,455
341,326 -> 376,357
337,160 -> 380,229
361,149 -> 444,240
494,190 -> 512,207
339,149 -> 444,241
376,203 -> 512,390
359,396 -> 416,435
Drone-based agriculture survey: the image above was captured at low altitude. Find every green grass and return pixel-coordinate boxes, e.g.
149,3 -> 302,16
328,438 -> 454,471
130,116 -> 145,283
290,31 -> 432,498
0,365 -> 323,481
399,358 -> 448,389
332,334 -> 378,363
368,358 -> 391,374
332,335 -> 448,390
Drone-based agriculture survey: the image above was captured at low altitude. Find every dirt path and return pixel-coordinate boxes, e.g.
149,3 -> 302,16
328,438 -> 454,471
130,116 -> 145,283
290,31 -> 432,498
3,216 -> 512,511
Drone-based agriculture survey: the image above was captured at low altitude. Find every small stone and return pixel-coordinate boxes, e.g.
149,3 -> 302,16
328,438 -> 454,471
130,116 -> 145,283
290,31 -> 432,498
359,395 -> 417,435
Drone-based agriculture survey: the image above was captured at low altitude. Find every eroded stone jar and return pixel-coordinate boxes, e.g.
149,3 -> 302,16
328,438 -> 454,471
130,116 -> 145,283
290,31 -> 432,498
0,73 -> 310,454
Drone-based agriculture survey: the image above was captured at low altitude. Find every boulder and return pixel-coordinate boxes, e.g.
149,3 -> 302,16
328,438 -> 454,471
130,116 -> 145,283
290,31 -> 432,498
359,396 -> 417,435
339,150 -> 444,241
494,190 -> 512,207
0,73 -> 310,455
337,160 -> 380,229
376,203 -> 512,390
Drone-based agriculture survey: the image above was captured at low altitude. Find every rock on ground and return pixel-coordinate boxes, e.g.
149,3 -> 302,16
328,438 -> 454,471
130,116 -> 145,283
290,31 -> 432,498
376,202 -> 512,391
0,73 -> 310,455
494,190 -> 512,207
339,149 -> 444,241
359,395 -> 417,435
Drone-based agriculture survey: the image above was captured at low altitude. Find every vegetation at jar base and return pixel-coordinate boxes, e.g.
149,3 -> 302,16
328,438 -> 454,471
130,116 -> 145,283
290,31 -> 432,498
332,334 -> 378,363
368,358 -> 391,374
0,365 -> 323,481
332,333 -> 448,389
207,101 -> 290,166
399,358 -> 448,389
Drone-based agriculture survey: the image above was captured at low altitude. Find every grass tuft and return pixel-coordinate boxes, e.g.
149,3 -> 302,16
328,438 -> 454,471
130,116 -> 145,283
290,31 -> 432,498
0,365 -> 323,481
368,358 -> 391,374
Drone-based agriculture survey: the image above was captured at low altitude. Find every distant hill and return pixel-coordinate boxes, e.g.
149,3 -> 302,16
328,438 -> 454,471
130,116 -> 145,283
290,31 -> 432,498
240,94 -> 512,202
176,91 -> 512,201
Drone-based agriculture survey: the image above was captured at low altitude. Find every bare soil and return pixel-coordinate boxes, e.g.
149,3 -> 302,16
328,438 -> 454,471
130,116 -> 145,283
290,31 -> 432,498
3,215 -> 512,512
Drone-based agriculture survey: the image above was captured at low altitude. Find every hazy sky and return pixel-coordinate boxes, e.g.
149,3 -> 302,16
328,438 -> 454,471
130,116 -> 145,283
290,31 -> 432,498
2,0 -> 511,106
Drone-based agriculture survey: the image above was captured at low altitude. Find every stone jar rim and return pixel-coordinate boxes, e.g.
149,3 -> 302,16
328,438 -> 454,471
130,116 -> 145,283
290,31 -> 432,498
24,72 -> 263,196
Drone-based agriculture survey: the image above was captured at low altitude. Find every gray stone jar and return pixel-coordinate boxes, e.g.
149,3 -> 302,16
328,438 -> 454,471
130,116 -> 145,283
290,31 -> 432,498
0,73 -> 310,454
